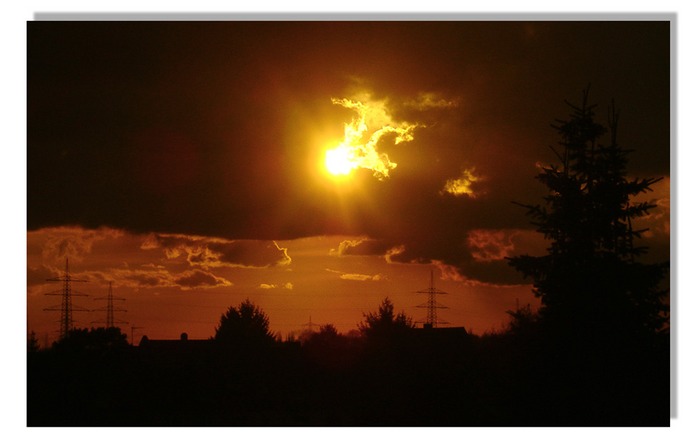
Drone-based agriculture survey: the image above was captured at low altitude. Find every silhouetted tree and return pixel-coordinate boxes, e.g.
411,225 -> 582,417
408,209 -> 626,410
303,323 -> 342,348
504,304 -> 540,336
28,330 -> 40,353
284,331 -> 298,343
214,299 -> 275,348
508,86 -> 669,342
358,297 -> 414,341
317,323 -> 339,336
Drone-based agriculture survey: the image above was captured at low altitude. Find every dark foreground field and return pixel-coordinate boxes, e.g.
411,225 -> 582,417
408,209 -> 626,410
27,328 -> 669,426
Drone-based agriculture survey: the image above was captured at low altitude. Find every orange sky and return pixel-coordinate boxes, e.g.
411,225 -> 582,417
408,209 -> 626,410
28,228 -> 544,343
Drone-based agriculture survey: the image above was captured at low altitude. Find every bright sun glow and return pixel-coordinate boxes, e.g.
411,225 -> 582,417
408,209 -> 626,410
325,145 -> 354,176
323,96 -> 418,180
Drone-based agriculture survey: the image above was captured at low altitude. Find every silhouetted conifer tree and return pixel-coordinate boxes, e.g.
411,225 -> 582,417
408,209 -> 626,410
508,86 -> 668,342
214,299 -> 275,348
358,297 -> 414,340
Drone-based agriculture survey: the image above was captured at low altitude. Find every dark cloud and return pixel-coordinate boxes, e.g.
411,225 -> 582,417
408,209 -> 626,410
125,271 -> 170,288
27,21 -> 670,284
82,266 -> 232,290
213,240 -> 292,268
26,265 -> 55,287
141,234 -> 291,268
33,227 -> 124,266
173,269 -> 231,290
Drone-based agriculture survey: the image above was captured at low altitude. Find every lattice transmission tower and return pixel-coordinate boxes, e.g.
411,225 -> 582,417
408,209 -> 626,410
44,258 -> 90,340
416,270 -> 449,328
301,316 -> 320,332
92,281 -> 128,329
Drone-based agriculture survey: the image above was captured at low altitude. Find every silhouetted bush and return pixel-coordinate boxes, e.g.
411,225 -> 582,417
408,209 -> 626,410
301,324 -> 362,371
51,326 -> 129,354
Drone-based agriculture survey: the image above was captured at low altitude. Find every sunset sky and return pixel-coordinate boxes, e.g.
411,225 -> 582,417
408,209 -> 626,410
26,20 -> 670,344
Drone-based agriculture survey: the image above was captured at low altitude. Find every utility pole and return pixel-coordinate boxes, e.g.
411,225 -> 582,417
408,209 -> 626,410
416,270 -> 449,328
92,281 -> 128,329
44,258 -> 90,340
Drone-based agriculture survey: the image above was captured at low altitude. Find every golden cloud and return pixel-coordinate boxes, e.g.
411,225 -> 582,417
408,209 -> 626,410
325,96 -> 419,179
384,245 -> 407,264
325,268 -> 385,282
259,282 -> 294,290
442,168 -> 483,198
329,238 -> 395,257
329,238 -> 365,256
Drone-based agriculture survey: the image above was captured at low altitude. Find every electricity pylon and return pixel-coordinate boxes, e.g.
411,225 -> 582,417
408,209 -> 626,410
44,258 -> 90,340
92,281 -> 128,329
416,270 -> 449,328
302,316 -> 320,331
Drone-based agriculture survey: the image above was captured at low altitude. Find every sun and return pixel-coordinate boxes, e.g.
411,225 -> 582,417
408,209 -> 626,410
325,146 -> 355,176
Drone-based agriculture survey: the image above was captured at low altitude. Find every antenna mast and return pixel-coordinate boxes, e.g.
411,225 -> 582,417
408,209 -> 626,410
416,270 -> 448,328
44,258 -> 90,340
